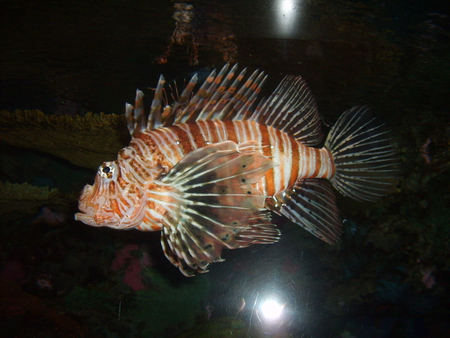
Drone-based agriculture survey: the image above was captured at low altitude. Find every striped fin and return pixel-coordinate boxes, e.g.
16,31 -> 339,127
266,179 -> 341,244
164,74 -> 199,126
172,64 -> 267,124
126,75 -> 166,136
157,141 -> 276,276
222,69 -> 267,121
168,64 -> 238,124
130,65 -> 322,144
125,89 -> 147,136
147,75 -> 165,130
129,64 -> 267,131
325,106 -> 398,202
251,75 -> 324,146
184,64 -> 238,122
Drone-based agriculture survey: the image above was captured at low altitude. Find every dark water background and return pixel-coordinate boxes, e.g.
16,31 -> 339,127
1,0 -> 450,337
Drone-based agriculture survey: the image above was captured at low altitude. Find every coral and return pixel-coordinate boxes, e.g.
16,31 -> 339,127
0,109 -> 129,169
0,181 -> 72,219
111,244 -> 154,291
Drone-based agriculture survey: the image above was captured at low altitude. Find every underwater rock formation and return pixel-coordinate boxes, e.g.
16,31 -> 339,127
0,109 -> 129,169
0,182 -> 72,220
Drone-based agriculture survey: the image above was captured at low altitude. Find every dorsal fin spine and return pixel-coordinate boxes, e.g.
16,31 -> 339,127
181,70 -> 218,123
125,103 -> 134,135
199,64 -> 238,120
252,74 -> 324,146
144,64 -> 323,146
224,69 -> 264,120
134,90 -> 146,134
171,74 -> 198,126
147,75 -> 165,130
238,73 -> 268,121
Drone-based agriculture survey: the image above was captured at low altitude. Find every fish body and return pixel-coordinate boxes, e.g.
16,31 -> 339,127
75,64 -> 398,276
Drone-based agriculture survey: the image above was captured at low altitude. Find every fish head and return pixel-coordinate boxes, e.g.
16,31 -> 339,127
75,160 -> 147,230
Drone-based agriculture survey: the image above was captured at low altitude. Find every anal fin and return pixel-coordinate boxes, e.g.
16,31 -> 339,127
266,179 -> 341,244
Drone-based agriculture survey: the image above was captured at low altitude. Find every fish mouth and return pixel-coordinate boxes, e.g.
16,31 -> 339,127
74,212 -> 104,227
75,188 -> 148,229
74,210 -> 122,228
74,208 -> 144,230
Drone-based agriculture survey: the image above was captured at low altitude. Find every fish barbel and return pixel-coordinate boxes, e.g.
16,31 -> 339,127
75,64 -> 398,276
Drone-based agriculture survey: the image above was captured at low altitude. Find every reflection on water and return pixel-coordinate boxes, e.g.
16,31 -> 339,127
157,2 -> 238,65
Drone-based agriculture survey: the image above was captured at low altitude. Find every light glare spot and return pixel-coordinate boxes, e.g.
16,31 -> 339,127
275,0 -> 302,38
260,299 -> 283,321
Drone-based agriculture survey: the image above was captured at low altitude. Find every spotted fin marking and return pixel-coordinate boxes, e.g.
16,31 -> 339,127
325,106 -> 398,202
157,141 -> 276,276
266,178 -> 341,244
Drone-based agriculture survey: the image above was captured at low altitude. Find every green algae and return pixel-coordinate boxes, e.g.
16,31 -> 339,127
0,181 -> 72,219
0,109 -> 129,169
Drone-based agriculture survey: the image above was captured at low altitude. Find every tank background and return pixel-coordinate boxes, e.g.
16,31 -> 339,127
1,0 -> 449,337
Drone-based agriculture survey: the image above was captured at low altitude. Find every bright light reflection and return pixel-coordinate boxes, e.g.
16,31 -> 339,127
260,299 -> 284,321
280,0 -> 294,12
275,0 -> 302,38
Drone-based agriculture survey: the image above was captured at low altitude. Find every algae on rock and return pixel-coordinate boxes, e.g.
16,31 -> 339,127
0,109 -> 130,169
0,181 -> 73,219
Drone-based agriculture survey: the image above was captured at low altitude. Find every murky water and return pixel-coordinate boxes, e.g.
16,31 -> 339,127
1,0 -> 449,337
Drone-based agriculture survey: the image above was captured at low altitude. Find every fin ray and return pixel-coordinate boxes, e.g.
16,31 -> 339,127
251,75 -> 324,146
130,65 -> 325,148
325,106 -> 398,202
236,211 -> 280,247
266,179 -> 341,244
157,141 -> 277,276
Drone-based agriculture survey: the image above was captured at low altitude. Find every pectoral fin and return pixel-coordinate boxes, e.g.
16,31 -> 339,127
157,141 -> 277,276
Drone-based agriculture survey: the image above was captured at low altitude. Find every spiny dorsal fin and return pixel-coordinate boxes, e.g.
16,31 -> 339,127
156,141 -> 277,276
172,64 -> 267,124
125,75 -> 165,136
125,89 -> 146,136
126,65 -> 323,145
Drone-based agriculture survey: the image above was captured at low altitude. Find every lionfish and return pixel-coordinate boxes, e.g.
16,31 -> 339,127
75,64 -> 397,276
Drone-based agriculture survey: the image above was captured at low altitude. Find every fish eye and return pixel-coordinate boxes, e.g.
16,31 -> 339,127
99,162 -> 116,178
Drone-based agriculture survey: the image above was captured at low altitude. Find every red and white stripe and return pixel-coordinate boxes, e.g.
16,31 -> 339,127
127,120 -> 335,199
